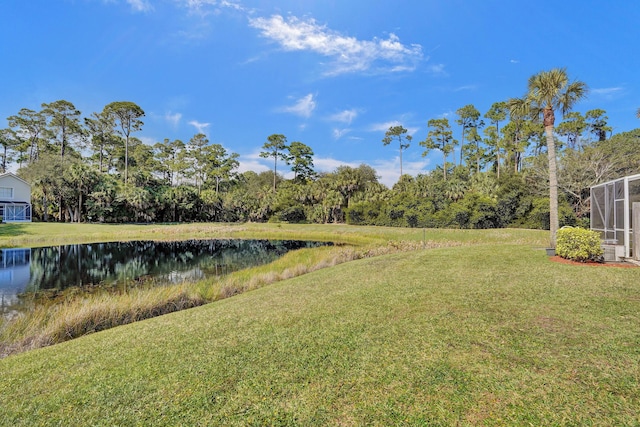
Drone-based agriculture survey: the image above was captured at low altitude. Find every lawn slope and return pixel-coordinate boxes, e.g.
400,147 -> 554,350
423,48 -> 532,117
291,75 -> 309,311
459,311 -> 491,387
1,241 -> 639,425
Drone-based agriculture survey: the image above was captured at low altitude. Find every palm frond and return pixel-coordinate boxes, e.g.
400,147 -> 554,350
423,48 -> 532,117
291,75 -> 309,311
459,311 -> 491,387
508,97 -> 530,119
559,81 -> 588,116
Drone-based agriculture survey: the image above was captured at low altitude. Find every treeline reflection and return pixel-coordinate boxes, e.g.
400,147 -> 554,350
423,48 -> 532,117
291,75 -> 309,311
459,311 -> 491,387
0,239 -> 329,315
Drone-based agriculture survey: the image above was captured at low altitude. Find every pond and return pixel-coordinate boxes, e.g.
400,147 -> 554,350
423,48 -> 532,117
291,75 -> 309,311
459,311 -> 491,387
0,239 -> 330,317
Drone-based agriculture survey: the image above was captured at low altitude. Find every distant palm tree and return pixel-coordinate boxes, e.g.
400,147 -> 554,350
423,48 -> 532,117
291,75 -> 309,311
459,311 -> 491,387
444,179 -> 467,202
636,107 -> 640,119
509,68 -> 587,248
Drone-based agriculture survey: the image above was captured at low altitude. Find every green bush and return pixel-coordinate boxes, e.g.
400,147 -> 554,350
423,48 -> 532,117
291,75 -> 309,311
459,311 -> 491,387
556,227 -> 604,262
277,206 -> 306,223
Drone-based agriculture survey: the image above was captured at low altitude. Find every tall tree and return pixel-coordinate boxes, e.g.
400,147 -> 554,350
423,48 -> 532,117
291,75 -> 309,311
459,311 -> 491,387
484,101 -> 508,177
382,125 -> 412,177
286,141 -> 315,182
332,164 -> 379,211
483,126 -> 502,178
502,115 -> 542,173
205,144 -> 239,193
556,111 -> 586,149
7,108 -> 47,164
103,101 -> 145,185
154,138 -> 186,185
20,152 -> 67,221
484,101 -> 508,134
185,133 -> 209,194
594,129 -> 640,178
585,109 -> 611,142
456,104 -> 483,165
66,160 -> 99,223
42,100 -> 84,218
85,111 -> 117,173
259,134 -> 288,191
128,138 -> 159,184
509,68 -> 587,248
0,128 -> 17,173
41,100 -> 83,158
463,127 -> 485,174
420,118 -> 456,181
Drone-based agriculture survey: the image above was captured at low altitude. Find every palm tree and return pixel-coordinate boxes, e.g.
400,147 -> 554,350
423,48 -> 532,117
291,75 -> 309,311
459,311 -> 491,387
509,68 -> 587,248
444,179 -> 467,202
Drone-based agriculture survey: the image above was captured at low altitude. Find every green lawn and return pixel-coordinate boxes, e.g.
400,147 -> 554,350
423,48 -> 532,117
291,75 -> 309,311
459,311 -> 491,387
1,225 -> 639,425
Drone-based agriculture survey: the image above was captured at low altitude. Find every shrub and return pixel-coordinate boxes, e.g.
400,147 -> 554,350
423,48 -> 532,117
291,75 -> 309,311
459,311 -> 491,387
278,206 -> 306,223
556,227 -> 604,262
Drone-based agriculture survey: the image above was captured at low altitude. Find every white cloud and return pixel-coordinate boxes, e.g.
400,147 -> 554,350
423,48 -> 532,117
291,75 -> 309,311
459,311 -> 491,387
370,120 -> 402,132
171,0 -> 248,39
138,136 -> 157,146
309,155 -> 431,187
241,150 -> 431,187
592,87 -> 623,96
238,158 -> 269,174
406,126 -> 419,136
189,120 -> 210,134
165,112 -> 182,127
371,158 -> 430,187
370,120 -> 418,137
314,156 -> 359,173
332,128 -> 351,139
249,15 -> 423,75
176,0 -> 237,10
329,108 -> 359,124
239,149 -> 285,176
126,0 -> 153,12
454,85 -> 477,92
280,93 -> 316,118
427,63 -> 446,75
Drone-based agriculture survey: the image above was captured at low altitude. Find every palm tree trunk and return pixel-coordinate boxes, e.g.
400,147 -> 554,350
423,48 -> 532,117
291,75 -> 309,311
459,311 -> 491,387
545,124 -> 559,248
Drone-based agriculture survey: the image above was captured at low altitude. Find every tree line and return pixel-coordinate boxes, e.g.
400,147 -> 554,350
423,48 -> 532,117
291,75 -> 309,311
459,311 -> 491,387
1,70 -> 639,230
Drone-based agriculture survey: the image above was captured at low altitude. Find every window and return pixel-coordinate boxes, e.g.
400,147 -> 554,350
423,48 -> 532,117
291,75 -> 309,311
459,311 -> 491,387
0,187 -> 13,199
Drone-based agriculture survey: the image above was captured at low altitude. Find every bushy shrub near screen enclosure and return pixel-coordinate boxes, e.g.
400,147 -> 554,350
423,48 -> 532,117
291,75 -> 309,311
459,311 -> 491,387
556,227 -> 604,262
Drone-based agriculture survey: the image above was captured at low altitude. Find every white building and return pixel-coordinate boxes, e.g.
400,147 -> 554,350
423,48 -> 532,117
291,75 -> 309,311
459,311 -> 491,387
0,172 -> 32,222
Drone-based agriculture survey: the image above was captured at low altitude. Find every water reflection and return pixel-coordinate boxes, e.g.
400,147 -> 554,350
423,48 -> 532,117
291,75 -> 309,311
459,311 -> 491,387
0,239 -> 329,316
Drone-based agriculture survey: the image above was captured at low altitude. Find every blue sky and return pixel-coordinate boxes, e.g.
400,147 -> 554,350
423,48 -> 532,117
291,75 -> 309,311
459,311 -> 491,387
1,0 -> 639,186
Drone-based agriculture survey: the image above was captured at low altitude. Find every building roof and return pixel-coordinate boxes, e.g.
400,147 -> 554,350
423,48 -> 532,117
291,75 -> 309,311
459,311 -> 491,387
0,172 -> 31,187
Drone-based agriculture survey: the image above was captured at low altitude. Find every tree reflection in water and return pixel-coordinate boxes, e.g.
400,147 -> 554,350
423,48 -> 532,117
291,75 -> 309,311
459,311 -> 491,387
0,240 -> 329,316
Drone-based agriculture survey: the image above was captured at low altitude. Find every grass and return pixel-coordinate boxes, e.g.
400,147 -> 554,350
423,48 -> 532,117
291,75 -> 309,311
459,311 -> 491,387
0,239 -> 638,425
1,223 -> 496,356
4,224 -> 638,424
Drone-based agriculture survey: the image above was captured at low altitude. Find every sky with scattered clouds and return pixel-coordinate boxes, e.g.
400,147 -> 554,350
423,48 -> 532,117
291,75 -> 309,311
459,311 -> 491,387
1,0 -> 639,186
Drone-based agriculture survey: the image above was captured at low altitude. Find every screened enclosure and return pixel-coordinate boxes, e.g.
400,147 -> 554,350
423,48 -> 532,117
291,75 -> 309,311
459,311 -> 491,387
591,173 -> 640,259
